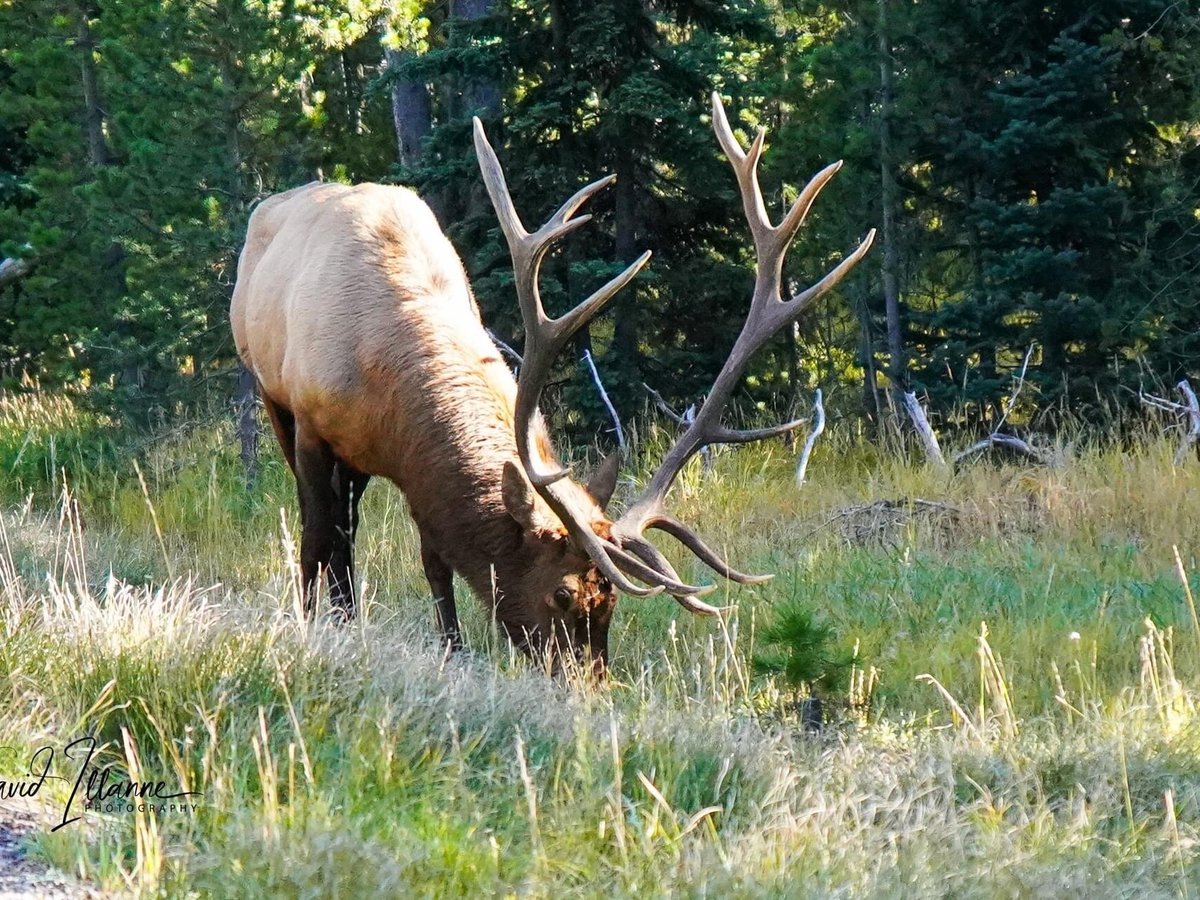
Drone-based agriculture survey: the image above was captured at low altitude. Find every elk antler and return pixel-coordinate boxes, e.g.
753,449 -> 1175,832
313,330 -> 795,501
605,93 -> 876,599
473,93 -> 874,614
473,118 -> 716,609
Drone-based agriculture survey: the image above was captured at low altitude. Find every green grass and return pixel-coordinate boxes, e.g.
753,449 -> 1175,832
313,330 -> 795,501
2,388 -> 1200,896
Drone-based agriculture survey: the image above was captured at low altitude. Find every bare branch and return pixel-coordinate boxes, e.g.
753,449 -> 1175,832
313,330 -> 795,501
643,382 -> 686,424
643,387 -> 715,471
994,344 -> 1035,434
954,345 -> 1055,468
1143,379 -> 1200,465
795,388 -> 825,487
581,349 -> 625,453
902,391 -> 948,470
486,328 -> 523,367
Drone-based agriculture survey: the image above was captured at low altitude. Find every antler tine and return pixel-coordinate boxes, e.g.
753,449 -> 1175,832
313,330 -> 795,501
793,228 -> 876,308
474,118 -> 652,491
476,117 -> 690,597
711,96 -> 773,253
778,161 -> 843,254
711,416 -> 807,444
607,94 -> 874,598
474,117 -> 529,245
617,534 -> 725,615
643,515 -> 773,584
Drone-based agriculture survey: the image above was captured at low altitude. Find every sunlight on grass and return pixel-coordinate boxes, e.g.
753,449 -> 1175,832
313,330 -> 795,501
1,390 -> 1200,895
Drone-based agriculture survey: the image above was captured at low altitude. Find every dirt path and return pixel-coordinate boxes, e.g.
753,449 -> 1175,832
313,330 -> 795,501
0,805 -> 103,899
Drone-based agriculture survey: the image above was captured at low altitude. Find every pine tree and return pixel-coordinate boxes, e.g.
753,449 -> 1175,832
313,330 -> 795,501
1,0 -> 406,409
395,0 -> 782,440
778,0 -> 1200,425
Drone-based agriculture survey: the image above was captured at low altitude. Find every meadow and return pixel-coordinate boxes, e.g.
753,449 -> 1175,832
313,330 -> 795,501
1,388 -> 1199,897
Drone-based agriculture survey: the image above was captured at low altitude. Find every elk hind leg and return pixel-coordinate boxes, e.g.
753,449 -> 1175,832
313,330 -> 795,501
294,427 -> 362,620
262,393 -> 299,478
328,462 -> 370,620
420,535 -> 461,651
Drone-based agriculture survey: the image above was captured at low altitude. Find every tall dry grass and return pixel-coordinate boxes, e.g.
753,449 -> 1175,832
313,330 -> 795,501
0,390 -> 1198,895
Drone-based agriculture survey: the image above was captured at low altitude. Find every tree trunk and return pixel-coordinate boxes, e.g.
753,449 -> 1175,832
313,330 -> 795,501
456,0 -> 500,117
551,0 -> 592,366
0,257 -> 34,289
432,0 -> 499,226
75,5 -> 110,167
856,288 -> 884,426
235,365 -> 259,489
965,173 -> 996,425
220,51 -> 259,486
219,56 -> 242,200
612,142 -> 640,368
878,0 -> 904,397
385,48 -> 432,170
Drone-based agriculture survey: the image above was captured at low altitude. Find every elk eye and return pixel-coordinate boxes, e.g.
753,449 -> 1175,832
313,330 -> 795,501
598,578 -> 612,593
553,587 -> 574,611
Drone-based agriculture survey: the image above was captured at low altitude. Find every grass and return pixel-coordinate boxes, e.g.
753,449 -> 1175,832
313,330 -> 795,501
1,387 -> 1200,896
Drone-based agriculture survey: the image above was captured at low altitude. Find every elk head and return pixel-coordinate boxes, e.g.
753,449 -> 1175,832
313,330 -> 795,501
474,93 -> 875,674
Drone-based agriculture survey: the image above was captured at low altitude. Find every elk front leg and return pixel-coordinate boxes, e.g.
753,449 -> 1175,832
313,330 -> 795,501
419,534 -> 460,651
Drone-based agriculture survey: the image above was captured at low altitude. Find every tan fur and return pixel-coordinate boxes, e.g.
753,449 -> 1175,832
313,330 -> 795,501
231,182 -> 616,665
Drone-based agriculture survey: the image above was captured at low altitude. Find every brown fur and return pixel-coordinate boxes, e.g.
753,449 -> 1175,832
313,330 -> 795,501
231,182 -> 618,669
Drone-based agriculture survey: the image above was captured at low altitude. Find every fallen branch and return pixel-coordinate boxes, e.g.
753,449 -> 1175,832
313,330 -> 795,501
953,344 -> 1054,468
1140,379 -> 1200,465
794,388 -> 825,487
643,383 -> 712,472
902,391 -> 948,470
953,433 -> 1051,467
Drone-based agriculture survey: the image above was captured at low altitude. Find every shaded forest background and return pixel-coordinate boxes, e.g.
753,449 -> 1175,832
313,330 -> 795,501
1,0 -> 1198,445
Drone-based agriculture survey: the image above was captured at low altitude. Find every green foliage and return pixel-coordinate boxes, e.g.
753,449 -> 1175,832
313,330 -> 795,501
0,0 -> 399,414
392,0 -> 787,442
1,0 -> 1199,439
778,0 -> 1200,425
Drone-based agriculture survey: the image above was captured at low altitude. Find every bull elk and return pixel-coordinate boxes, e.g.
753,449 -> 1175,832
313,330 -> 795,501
230,94 -> 874,673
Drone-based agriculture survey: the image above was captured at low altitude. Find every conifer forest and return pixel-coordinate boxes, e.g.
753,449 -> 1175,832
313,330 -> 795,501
3,1 -> 1197,431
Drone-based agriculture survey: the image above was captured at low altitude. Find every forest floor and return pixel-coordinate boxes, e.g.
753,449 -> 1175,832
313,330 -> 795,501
1,391 -> 1199,896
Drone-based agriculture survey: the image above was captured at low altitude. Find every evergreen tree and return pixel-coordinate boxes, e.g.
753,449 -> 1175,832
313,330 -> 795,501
0,0 -> 404,410
0,1 -> 118,382
1,0 -> 1196,439
779,0 -> 1200,425
395,0 -> 782,440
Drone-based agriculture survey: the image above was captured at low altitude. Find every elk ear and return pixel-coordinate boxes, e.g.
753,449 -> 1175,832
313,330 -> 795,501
501,460 -> 539,530
586,452 -> 619,511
